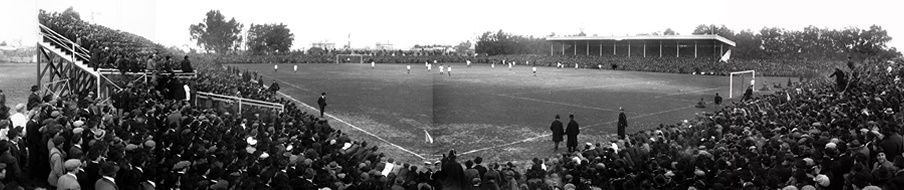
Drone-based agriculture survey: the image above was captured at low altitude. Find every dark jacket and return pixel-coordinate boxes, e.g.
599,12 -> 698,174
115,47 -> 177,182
550,120 -> 564,142
27,92 -> 41,110
318,96 -> 327,108
180,58 -> 193,72
566,119 -> 580,147
617,112 -> 628,138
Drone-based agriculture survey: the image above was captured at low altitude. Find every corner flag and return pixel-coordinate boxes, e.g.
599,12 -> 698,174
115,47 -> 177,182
720,50 -> 732,63
424,129 -> 434,144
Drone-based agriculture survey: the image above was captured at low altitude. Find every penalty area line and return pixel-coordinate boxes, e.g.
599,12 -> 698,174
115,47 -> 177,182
261,76 -> 426,160
276,91 -> 427,160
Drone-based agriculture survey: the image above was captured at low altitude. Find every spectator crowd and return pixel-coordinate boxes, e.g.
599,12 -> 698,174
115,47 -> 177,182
15,8 -> 904,190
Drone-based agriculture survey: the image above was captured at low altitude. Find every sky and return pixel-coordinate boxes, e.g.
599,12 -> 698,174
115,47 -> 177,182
2,0 -> 903,52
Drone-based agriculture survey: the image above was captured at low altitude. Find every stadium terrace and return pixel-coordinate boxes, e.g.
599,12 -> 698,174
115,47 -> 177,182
546,35 -> 736,60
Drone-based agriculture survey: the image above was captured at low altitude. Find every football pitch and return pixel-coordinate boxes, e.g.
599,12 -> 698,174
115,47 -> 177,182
230,63 -> 792,163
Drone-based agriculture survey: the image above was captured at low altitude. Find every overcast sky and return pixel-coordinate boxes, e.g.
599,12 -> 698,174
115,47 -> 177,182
3,0 -> 902,51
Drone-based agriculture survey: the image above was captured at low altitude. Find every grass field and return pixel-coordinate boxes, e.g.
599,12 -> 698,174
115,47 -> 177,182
0,63 -> 37,114
0,62 -> 793,163
230,63 -> 795,163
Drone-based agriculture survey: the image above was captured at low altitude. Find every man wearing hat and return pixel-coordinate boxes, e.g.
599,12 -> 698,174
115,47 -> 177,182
56,159 -> 83,189
0,141 -> 21,184
318,92 -> 327,118
617,107 -> 628,140
27,85 -> 41,110
48,135 -> 67,188
550,115 -> 564,151
566,114 -> 580,152
95,162 -> 119,190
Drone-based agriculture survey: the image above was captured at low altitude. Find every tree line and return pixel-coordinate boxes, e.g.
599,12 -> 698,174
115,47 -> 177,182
475,25 -> 901,60
189,10 -> 294,55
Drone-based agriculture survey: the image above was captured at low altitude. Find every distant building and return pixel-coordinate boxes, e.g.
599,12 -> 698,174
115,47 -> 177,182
545,35 -> 736,59
410,44 -> 453,52
311,42 -> 336,50
375,43 -> 394,50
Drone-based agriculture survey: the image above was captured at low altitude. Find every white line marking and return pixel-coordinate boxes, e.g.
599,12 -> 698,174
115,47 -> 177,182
276,91 -> 426,160
653,87 -> 723,98
261,76 -> 426,160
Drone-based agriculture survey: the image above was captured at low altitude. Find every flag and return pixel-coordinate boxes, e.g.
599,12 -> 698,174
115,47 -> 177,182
720,50 -> 731,62
424,129 -> 434,144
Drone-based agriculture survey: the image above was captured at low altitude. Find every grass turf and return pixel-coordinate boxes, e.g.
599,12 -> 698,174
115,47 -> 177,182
0,63 -> 38,114
230,63 -> 795,163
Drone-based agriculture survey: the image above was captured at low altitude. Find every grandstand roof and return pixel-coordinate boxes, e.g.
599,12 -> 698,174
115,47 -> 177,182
546,35 -> 736,47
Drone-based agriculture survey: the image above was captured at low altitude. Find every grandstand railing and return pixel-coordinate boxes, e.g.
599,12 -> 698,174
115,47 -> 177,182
97,69 -> 197,79
39,24 -> 91,63
196,91 -> 285,114
38,24 -> 122,100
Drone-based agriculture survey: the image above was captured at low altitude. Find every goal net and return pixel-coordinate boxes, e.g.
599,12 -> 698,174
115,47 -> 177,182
729,70 -> 755,99
335,54 -> 365,64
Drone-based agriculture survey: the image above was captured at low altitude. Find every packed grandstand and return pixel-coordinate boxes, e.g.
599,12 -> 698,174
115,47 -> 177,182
1,9 -> 901,190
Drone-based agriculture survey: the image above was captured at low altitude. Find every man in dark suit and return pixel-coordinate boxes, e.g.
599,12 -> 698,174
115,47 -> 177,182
27,85 -> 41,110
617,107 -> 628,140
714,93 -> 723,105
0,141 -> 21,184
829,68 -> 847,91
269,80 -> 280,92
565,114 -> 580,152
180,55 -> 193,73
318,92 -> 327,118
743,86 -> 754,101
549,115 -> 564,151
95,162 -> 119,190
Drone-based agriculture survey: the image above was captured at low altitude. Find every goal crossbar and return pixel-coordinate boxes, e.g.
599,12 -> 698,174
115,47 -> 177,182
335,54 -> 365,64
729,70 -> 755,99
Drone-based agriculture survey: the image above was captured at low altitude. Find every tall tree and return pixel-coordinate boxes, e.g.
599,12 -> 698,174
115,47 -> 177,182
663,28 -> 676,35
692,24 -> 735,38
453,40 -> 472,54
189,10 -> 244,54
246,23 -> 294,55
732,29 -> 764,59
476,30 -> 550,55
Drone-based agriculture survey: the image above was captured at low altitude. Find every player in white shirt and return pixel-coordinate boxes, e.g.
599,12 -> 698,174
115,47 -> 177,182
447,65 -> 452,76
466,60 -> 471,68
294,64 -> 298,73
274,64 -> 278,73
427,63 -> 432,72
439,64 -> 444,74
372,61 -> 375,69
508,62 -> 513,71
574,63 -> 578,70
407,64 -> 411,74
533,66 -> 537,76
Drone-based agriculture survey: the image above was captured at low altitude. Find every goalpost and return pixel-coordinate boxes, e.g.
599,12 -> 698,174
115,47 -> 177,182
729,70 -> 755,99
335,54 -> 365,64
